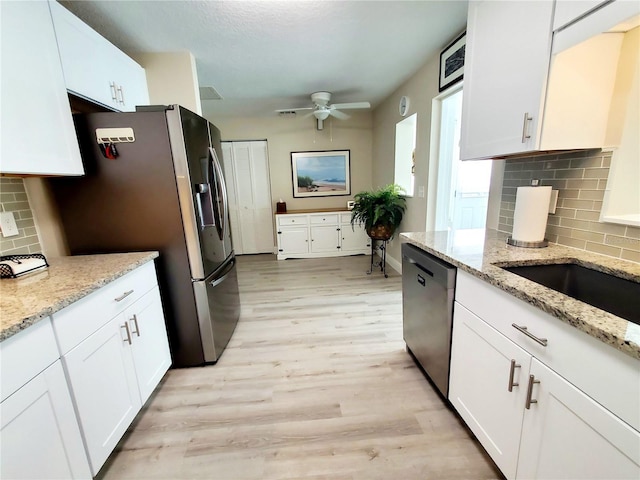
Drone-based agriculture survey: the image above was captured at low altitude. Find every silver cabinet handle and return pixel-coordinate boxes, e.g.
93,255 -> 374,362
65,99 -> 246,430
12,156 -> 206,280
109,82 -> 118,101
114,290 -> 134,302
512,323 -> 548,347
122,322 -> 132,345
521,112 -> 533,143
508,359 -> 521,392
525,374 -> 540,409
117,85 -> 125,105
130,314 -> 140,337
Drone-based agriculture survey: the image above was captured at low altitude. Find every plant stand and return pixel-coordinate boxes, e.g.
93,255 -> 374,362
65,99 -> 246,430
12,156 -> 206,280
367,238 -> 389,278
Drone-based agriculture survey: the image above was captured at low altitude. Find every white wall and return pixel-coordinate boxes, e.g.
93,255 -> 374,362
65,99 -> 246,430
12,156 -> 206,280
371,53 -> 443,269
133,51 -> 202,115
211,112 -> 373,212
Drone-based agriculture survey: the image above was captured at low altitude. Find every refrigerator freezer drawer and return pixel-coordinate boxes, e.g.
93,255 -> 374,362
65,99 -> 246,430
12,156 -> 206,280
193,256 -> 240,363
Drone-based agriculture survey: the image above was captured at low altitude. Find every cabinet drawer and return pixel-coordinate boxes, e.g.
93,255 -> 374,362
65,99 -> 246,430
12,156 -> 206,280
455,269 -> 640,431
310,214 -> 339,225
341,213 -> 354,224
53,261 -> 157,355
277,215 -> 307,226
0,319 -> 59,402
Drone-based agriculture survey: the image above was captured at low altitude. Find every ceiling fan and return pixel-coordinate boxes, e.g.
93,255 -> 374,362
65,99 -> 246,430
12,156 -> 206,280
276,91 -> 371,130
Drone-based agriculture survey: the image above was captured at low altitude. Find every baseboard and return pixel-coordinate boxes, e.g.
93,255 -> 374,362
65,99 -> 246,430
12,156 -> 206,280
385,254 -> 402,274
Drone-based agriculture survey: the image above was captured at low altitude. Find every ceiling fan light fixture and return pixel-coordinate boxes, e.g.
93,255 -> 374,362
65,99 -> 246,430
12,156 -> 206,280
313,109 -> 330,120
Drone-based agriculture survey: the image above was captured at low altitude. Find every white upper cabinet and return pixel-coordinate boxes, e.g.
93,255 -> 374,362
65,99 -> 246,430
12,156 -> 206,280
460,0 -> 554,160
50,1 -> 149,112
0,1 -> 84,176
460,0 -> 640,160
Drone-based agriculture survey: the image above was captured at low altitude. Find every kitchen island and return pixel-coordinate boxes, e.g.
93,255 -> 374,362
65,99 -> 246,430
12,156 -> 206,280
0,251 -> 158,342
401,228 -> 640,359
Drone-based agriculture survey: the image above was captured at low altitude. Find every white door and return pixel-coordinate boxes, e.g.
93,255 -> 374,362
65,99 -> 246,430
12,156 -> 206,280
221,141 -> 274,254
63,315 -> 141,474
517,359 -> 640,480
341,224 -> 370,252
310,225 -> 339,253
449,302 -> 531,479
125,287 -> 171,404
0,361 -> 91,479
278,228 -> 309,255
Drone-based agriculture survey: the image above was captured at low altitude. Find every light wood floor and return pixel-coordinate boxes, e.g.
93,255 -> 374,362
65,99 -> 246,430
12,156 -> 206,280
98,254 -> 503,480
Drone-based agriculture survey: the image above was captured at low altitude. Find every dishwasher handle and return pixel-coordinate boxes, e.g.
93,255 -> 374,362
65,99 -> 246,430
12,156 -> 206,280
406,257 -> 434,277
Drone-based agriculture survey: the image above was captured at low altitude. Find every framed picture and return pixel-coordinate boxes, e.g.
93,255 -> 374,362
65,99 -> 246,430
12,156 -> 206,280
439,31 -> 466,92
291,150 -> 351,198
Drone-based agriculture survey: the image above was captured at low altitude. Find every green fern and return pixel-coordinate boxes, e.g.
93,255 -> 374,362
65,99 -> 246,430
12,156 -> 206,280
350,184 -> 406,238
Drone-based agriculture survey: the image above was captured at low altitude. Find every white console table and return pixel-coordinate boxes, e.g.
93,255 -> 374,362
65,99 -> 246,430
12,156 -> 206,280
275,209 -> 370,260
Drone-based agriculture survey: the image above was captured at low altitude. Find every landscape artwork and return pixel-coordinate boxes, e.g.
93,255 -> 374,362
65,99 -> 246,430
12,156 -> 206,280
291,150 -> 351,198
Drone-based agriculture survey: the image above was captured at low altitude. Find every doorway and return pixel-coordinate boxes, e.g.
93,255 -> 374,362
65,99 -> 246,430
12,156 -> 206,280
429,87 -> 492,231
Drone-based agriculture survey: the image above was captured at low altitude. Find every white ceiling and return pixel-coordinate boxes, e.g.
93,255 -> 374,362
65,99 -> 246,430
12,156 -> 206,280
61,0 -> 468,118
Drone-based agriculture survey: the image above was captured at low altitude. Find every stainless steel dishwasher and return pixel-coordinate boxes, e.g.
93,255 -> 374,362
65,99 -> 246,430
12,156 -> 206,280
402,243 -> 456,398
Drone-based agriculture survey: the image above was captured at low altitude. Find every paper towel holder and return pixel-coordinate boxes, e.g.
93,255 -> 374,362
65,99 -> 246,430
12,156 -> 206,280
506,179 -> 549,248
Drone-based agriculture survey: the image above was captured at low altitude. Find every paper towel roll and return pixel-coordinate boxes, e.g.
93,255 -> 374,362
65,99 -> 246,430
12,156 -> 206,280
512,186 -> 552,242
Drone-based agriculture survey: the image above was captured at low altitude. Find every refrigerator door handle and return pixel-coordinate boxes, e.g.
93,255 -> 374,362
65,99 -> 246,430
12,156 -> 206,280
209,147 -> 229,238
209,256 -> 236,288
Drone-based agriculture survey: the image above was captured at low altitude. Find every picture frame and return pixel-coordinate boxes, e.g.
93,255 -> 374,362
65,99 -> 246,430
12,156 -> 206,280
291,150 -> 351,198
439,31 -> 466,92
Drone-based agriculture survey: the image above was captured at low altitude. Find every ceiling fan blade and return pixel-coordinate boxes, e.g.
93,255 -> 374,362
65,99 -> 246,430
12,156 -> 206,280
275,107 -> 314,112
329,109 -> 350,120
330,102 -> 371,110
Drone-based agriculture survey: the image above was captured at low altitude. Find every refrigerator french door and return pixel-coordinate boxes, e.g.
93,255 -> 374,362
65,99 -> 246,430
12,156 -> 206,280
49,105 -> 240,367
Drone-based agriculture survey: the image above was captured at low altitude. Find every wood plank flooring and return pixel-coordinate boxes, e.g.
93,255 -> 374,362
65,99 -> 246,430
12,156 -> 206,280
97,254 -> 503,480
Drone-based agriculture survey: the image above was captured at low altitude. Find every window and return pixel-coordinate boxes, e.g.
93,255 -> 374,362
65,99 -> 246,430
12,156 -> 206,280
394,113 -> 417,196
429,87 -> 492,230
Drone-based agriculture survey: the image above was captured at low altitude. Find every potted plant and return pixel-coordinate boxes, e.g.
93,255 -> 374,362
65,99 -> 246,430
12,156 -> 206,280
350,184 -> 407,240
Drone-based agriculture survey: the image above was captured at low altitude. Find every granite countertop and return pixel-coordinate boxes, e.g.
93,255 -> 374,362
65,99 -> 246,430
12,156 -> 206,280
0,252 -> 159,342
401,229 -> 640,360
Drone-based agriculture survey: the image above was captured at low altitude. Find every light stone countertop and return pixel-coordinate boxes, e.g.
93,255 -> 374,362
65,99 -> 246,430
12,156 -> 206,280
0,252 -> 159,342
401,229 -> 640,360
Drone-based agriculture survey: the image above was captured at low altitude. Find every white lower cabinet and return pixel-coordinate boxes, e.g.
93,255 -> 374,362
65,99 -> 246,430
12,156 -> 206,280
0,319 -> 90,479
54,263 -> 171,475
63,315 -> 142,473
0,361 -> 91,480
276,211 -> 369,260
518,359 -> 640,480
449,303 -> 530,479
450,270 -> 640,480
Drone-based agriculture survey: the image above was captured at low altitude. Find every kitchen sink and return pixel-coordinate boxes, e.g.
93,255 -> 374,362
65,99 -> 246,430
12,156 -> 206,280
501,263 -> 640,325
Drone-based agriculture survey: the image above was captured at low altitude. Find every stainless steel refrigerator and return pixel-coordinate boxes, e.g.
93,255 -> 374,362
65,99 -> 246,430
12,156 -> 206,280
48,105 -> 240,367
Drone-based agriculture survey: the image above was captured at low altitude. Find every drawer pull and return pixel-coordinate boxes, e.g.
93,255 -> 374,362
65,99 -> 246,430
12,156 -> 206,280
508,359 -> 521,392
122,322 -> 132,345
525,374 -> 540,409
114,290 -> 134,302
130,315 -> 141,337
512,323 -> 547,347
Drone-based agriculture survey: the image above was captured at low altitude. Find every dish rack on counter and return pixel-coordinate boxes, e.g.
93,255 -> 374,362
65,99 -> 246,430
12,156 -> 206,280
0,253 -> 49,278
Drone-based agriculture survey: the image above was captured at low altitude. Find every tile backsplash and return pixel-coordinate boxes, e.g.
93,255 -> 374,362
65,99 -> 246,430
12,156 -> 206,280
498,149 -> 640,262
0,178 -> 42,255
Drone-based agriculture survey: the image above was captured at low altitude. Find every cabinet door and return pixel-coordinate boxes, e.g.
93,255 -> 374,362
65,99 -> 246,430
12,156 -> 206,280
460,0 -> 554,160
0,1 -> 83,175
1,361 -> 91,480
310,225 -> 340,253
449,302 -> 531,479
125,287 -> 171,404
517,359 -> 640,480
277,228 -> 309,255
50,0 -> 148,112
340,222 -> 370,252
63,315 -> 141,475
